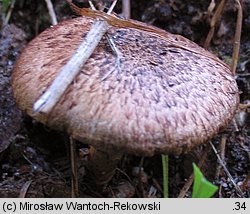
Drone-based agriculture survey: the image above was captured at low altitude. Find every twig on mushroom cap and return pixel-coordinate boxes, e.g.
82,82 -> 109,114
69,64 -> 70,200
101,34 -> 122,81
89,0 -> 122,80
44,0 -> 58,25
33,20 -> 108,113
33,0 -> 118,114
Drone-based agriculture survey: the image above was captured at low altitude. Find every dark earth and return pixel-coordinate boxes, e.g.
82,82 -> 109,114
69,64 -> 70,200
0,0 -> 249,197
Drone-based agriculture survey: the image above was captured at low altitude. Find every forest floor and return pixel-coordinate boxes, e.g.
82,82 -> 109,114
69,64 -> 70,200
0,0 -> 249,197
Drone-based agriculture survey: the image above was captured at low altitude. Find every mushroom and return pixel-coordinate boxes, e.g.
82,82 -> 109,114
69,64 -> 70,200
12,15 -> 239,191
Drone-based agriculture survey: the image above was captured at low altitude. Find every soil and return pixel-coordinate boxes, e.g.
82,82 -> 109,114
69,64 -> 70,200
0,0 -> 249,198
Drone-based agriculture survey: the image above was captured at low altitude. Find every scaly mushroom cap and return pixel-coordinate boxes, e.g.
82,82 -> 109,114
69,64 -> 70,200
12,17 -> 239,156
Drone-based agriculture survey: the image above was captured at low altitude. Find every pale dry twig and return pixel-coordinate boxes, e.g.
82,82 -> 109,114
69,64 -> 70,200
33,0 -> 118,113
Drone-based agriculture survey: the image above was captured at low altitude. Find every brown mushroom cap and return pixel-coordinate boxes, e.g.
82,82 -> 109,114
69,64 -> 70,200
12,16 -> 239,156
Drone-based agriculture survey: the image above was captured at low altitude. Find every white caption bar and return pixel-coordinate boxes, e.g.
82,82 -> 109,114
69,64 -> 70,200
0,198 -> 248,214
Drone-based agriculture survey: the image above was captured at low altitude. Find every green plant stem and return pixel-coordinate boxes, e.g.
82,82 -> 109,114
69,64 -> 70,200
161,154 -> 169,198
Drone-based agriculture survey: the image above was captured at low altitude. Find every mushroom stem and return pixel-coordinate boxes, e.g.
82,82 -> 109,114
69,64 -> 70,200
85,146 -> 123,191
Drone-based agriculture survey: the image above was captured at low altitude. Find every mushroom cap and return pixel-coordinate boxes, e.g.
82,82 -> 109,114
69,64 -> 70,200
12,17 -> 239,156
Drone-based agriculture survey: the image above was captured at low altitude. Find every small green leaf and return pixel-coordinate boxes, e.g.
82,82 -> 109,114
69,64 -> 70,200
192,163 -> 218,198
